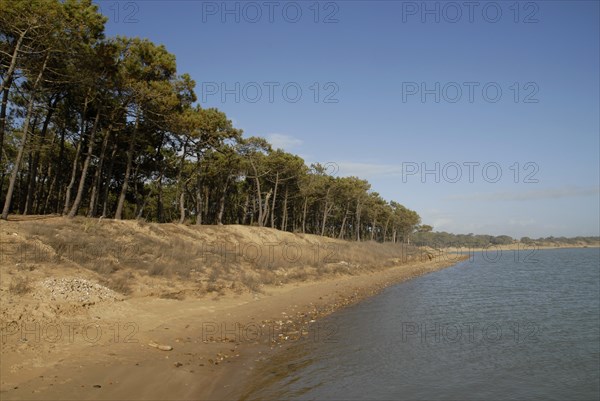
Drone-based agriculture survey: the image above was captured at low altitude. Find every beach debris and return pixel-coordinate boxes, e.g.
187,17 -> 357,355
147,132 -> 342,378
93,385 -> 101,388
174,362 -> 183,368
148,341 -> 173,351
36,278 -> 122,303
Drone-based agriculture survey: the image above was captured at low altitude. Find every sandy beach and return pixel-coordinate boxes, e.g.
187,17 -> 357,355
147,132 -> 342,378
0,218 -> 468,400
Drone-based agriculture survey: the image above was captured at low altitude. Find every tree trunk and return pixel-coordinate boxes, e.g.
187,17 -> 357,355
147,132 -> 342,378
88,125 -> 111,217
20,142 -> 35,214
21,114 -> 37,214
153,132 -> 165,222
24,100 -> 55,214
216,178 -> 229,225
203,187 -> 209,219
68,108 -> 101,217
0,30 -> 26,94
241,193 -> 249,225
114,113 -> 139,220
0,171 -> 5,205
178,191 -> 186,224
0,76 -> 14,166
194,154 -> 203,226
62,135 -> 83,214
320,188 -> 333,237
136,199 -> 146,219
63,94 -> 91,215
175,141 -> 189,224
43,174 -> 56,214
156,166 -> 164,222
195,183 -> 202,225
262,190 -> 272,227
250,160 -> 264,227
43,126 -> 65,214
383,217 -> 391,242
280,186 -> 289,231
101,142 -> 118,217
270,171 -> 279,228
355,200 -> 362,241
53,127 -> 67,213
0,29 -> 25,164
321,201 -> 329,236
371,219 -> 376,241
338,203 -> 350,239
249,194 -> 255,225
34,133 -> 57,214
1,54 -> 47,220
0,32 -> 26,163
302,197 -> 308,233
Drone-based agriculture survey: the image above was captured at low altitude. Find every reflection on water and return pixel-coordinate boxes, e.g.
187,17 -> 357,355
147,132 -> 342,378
243,248 -> 600,401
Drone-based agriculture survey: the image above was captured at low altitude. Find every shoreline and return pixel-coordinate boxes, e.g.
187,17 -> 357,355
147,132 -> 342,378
439,243 -> 599,251
428,243 -> 599,257
1,254 -> 468,400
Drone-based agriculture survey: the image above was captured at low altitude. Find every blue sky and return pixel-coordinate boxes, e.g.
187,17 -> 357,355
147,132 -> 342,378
97,0 -> 599,238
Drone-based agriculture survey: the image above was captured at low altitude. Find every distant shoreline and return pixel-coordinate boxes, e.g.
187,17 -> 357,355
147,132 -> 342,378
440,243 -> 600,253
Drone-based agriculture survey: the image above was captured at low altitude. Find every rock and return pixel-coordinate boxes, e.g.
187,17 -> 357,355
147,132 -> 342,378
148,341 -> 173,351
174,362 -> 183,368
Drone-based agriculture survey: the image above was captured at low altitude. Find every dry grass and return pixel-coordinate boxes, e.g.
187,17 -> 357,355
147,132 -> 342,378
8,218 -> 426,297
240,271 -> 262,293
9,276 -> 32,295
101,272 -> 133,295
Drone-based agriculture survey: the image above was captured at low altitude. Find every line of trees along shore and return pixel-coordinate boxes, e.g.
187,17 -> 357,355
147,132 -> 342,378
0,0 -> 424,243
412,232 -> 600,248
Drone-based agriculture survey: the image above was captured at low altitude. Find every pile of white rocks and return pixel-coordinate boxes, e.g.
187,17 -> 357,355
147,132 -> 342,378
37,278 -> 122,303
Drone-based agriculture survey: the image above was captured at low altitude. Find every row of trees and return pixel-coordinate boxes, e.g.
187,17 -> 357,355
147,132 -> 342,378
412,232 -> 600,248
0,0 -> 424,243
412,231 -> 515,248
520,236 -> 599,245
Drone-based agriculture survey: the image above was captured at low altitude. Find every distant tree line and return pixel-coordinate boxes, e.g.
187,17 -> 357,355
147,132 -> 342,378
413,231 -> 599,248
519,236 -> 599,246
412,231 -> 514,248
0,0 -> 423,243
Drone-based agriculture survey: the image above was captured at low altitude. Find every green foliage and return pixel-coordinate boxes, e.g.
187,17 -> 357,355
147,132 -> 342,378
0,0 -> 422,242
414,231 -> 599,248
411,231 -> 513,248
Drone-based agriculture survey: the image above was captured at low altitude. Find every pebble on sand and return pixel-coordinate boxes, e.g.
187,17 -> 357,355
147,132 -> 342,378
148,341 -> 173,351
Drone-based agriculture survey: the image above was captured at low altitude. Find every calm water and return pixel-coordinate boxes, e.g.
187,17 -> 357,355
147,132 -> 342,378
244,248 -> 600,401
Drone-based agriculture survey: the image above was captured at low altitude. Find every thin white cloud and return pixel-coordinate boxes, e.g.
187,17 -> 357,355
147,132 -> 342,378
446,186 -> 600,202
267,133 -> 303,150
